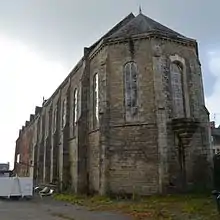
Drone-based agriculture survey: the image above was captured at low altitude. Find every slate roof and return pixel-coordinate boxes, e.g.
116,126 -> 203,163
89,12 -> 189,52
106,13 -> 186,40
89,13 -> 135,50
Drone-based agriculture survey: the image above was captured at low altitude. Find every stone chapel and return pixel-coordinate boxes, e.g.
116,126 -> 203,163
14,11 -> 212,195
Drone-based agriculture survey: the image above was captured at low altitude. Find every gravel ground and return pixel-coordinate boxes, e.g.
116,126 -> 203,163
0,196 -> 132,220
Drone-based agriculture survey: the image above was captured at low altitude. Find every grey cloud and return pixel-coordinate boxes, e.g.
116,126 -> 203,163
0,0 -> 220,164
0,0 -> 219,92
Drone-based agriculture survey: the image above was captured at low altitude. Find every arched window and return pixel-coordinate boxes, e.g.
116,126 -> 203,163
73,88 -> 78,124
124,62 -> 138,120
93,73 -> 99,126
170,62 -> 185,118
62,98 -> 67,128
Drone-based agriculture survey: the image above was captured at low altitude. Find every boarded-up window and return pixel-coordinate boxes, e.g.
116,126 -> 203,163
124,62 -> 138,120
93,73 -> 99,127
170,63 -> 185,118
74,88 -> 78,124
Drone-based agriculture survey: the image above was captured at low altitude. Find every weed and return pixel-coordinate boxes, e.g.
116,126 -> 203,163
54,193 -> 219,220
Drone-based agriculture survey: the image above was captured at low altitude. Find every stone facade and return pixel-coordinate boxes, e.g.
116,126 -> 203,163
210,121 -> 220,155
14,12 -> 212,195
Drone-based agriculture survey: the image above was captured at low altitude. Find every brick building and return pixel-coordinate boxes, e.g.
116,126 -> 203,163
0,163 -> 10,177
14,12 -> 212,195
0,163 -> 9,171
210,121 -> 220,155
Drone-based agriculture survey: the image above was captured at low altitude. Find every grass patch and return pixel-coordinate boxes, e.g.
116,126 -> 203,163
54,193 -> 219,220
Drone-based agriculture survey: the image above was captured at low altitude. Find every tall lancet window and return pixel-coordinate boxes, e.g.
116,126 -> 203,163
73,88 -> 78,125
170,62 -> 185,118
62,98 -> 67,128
53,106 -> 57,132
124,61 -> 138,120
93,73 -> 99,127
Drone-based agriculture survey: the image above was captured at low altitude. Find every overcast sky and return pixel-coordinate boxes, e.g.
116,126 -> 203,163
0,0 -> 219,167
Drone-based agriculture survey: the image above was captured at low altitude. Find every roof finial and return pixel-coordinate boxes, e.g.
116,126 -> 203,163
139,5 -> 142,14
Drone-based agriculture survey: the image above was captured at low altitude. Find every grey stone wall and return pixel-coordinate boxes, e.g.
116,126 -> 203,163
69,138 -> 78,191
151,38 -> 211,192
105,39 -> 159,195
14,30 -> 211,195
108,125 -> 158,195
88,132 -> 100,193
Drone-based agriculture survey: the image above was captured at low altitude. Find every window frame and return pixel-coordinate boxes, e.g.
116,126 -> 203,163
170,62 -> 185,118
124,61 -> 138,121
53,106 -> 57,133
62,98 -> 67,128
73,88 -> 78,125
93,73 -> 99,127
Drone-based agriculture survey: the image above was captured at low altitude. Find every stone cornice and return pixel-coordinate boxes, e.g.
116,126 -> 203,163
88,32 -> 197,61
105,32 -> 196,47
